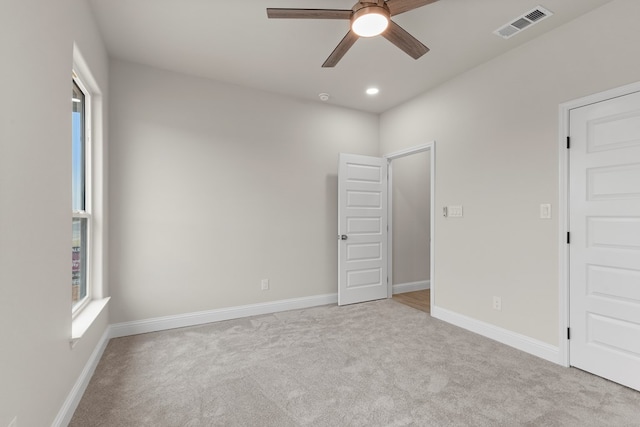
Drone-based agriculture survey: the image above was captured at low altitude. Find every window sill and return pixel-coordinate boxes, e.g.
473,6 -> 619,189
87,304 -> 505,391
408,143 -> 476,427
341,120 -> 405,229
71,297 -> 110,348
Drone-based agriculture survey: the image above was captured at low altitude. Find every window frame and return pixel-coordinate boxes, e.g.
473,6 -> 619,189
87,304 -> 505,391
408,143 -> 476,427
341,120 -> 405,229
70,45 -> 109,344
72,72 -> 93,317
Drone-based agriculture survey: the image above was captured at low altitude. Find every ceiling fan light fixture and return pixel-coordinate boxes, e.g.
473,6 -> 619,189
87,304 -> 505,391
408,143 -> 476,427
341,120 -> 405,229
266,0 -> 435,67
351,6 -> 389,37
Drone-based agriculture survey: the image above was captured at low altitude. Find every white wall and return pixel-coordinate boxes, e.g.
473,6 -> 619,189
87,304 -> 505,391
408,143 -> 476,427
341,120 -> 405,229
108,60 -> 379,323
380,0 -> 640,346
392,151 -> 430,286
0,1 -> 109,425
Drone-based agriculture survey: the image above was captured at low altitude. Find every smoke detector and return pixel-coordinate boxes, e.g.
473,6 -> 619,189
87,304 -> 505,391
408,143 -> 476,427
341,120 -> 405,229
494,6 -> 553,39
318,93 -> 330,101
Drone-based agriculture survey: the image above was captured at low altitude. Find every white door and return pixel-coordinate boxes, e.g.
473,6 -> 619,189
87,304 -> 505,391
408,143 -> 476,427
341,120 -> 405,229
569,90 -> 640,391
338,153 -> 388,306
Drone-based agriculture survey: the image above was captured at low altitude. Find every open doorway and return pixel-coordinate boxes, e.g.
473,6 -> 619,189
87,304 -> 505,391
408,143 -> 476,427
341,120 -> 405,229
385,143 -> 434,314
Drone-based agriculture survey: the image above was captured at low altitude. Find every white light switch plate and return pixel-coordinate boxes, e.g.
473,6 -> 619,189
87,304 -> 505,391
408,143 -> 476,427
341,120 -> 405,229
448,205 -> 463,218
540,203 -> 551,219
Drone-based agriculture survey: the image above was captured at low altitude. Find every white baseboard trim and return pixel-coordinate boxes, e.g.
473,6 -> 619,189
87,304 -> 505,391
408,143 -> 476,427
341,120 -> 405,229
52,327 -> 111,427
392,280 -> 430,294
431,306 -> 560,365
110,293 -> 338,338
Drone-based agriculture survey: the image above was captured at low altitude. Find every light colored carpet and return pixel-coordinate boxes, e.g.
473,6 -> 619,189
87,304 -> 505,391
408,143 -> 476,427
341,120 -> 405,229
70,299 -> 640,426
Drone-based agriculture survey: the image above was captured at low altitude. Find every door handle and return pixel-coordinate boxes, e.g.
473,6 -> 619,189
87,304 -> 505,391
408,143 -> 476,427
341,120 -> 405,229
339,234 -> 348,240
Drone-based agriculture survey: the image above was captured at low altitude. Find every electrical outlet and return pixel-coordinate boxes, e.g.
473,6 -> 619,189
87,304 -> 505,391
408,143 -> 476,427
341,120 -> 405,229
492,296 -> 502,311
261,279 -> 269,291
8,416 -> 17,427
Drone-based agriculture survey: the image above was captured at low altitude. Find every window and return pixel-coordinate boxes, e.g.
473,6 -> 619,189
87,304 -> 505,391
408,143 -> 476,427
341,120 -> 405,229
72,76 -> 91,314
70,46 -> 108,342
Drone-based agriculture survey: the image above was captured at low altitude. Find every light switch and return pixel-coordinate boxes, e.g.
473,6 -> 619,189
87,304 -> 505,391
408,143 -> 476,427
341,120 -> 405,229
540,204 -> 551,219
448,205 -> 463,218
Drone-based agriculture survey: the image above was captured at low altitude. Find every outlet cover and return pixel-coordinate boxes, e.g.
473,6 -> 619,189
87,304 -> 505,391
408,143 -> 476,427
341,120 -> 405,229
261,279 -> 269,290
492,296 -> 502,311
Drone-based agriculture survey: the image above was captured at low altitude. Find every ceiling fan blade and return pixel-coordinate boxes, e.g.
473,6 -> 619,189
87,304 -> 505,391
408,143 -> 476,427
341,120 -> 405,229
382,20 -> 429,59
322,31 -> 359,67
266,8 -> 352,19
385,0 -> 439,16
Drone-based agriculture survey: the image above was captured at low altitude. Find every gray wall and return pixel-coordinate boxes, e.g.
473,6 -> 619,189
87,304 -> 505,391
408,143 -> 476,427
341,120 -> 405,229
108,60 -> 379,323
391,151 -> 430,286
0,0 -> 109,425
380,0 -> 640,346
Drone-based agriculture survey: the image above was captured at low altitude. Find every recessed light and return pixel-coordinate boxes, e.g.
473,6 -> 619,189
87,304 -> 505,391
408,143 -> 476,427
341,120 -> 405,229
366,87 -> 379,95
318,93 -> 330,101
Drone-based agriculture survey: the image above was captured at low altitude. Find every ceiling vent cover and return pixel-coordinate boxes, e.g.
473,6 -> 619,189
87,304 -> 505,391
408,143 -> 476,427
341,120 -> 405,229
494,6 -> 553,39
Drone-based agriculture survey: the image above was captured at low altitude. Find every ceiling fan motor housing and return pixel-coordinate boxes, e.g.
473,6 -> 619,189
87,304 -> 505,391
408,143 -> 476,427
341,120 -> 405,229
352,0 -> 391,19
352,0 -> 389,13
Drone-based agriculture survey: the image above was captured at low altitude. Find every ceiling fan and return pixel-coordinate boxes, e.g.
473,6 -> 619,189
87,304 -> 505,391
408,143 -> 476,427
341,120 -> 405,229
266,0 -> 439,67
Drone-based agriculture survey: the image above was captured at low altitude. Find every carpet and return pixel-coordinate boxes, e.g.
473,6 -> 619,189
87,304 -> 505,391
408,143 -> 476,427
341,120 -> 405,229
70,299 -> 640,426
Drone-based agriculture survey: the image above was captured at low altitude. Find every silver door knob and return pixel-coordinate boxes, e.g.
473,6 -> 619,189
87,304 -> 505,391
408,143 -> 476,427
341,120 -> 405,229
340,235 -> 348,240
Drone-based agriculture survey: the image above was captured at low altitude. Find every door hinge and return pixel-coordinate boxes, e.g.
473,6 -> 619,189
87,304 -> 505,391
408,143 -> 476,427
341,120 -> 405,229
566,136 -> 570,149
567,232 -> 570,244
567,327 -> 571,340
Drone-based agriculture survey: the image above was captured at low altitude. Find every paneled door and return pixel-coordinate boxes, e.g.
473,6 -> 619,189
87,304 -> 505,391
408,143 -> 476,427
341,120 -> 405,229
569,90 -> 640,391
338,153 -> 388,306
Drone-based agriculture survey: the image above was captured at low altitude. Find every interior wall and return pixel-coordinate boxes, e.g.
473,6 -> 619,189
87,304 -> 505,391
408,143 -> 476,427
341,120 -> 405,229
379,0 -> 640,346
108,60 -> 379,324
0,0 -> 109,426
392,151 -> 430,286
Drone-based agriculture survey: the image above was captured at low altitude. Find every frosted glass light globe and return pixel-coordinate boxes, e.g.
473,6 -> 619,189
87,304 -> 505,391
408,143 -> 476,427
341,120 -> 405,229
352,11 -> 389,37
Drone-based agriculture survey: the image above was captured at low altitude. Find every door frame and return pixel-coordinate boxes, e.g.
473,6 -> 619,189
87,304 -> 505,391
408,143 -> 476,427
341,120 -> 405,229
558,81 -> 640,367
384,141 -> 436,311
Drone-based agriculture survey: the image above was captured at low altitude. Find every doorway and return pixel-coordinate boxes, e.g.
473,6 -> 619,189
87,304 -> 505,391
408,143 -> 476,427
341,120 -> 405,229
336,143 -> 435,308
385,142 -> 435,313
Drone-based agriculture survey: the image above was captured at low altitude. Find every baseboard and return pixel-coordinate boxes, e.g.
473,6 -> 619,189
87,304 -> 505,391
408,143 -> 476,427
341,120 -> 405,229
431,306 -> 560,365
52,327 -> 111,427
110,293 -> 338,338
392,280 -> 430,294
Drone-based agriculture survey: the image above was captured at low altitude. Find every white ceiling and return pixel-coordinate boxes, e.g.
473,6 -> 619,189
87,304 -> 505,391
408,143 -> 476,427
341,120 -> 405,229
88,0 -> 613,113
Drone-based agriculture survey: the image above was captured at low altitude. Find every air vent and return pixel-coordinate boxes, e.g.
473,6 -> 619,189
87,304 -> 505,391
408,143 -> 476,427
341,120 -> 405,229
493,6 -> 553,39
526,9 -> 547,22
511,18 -> 531,30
